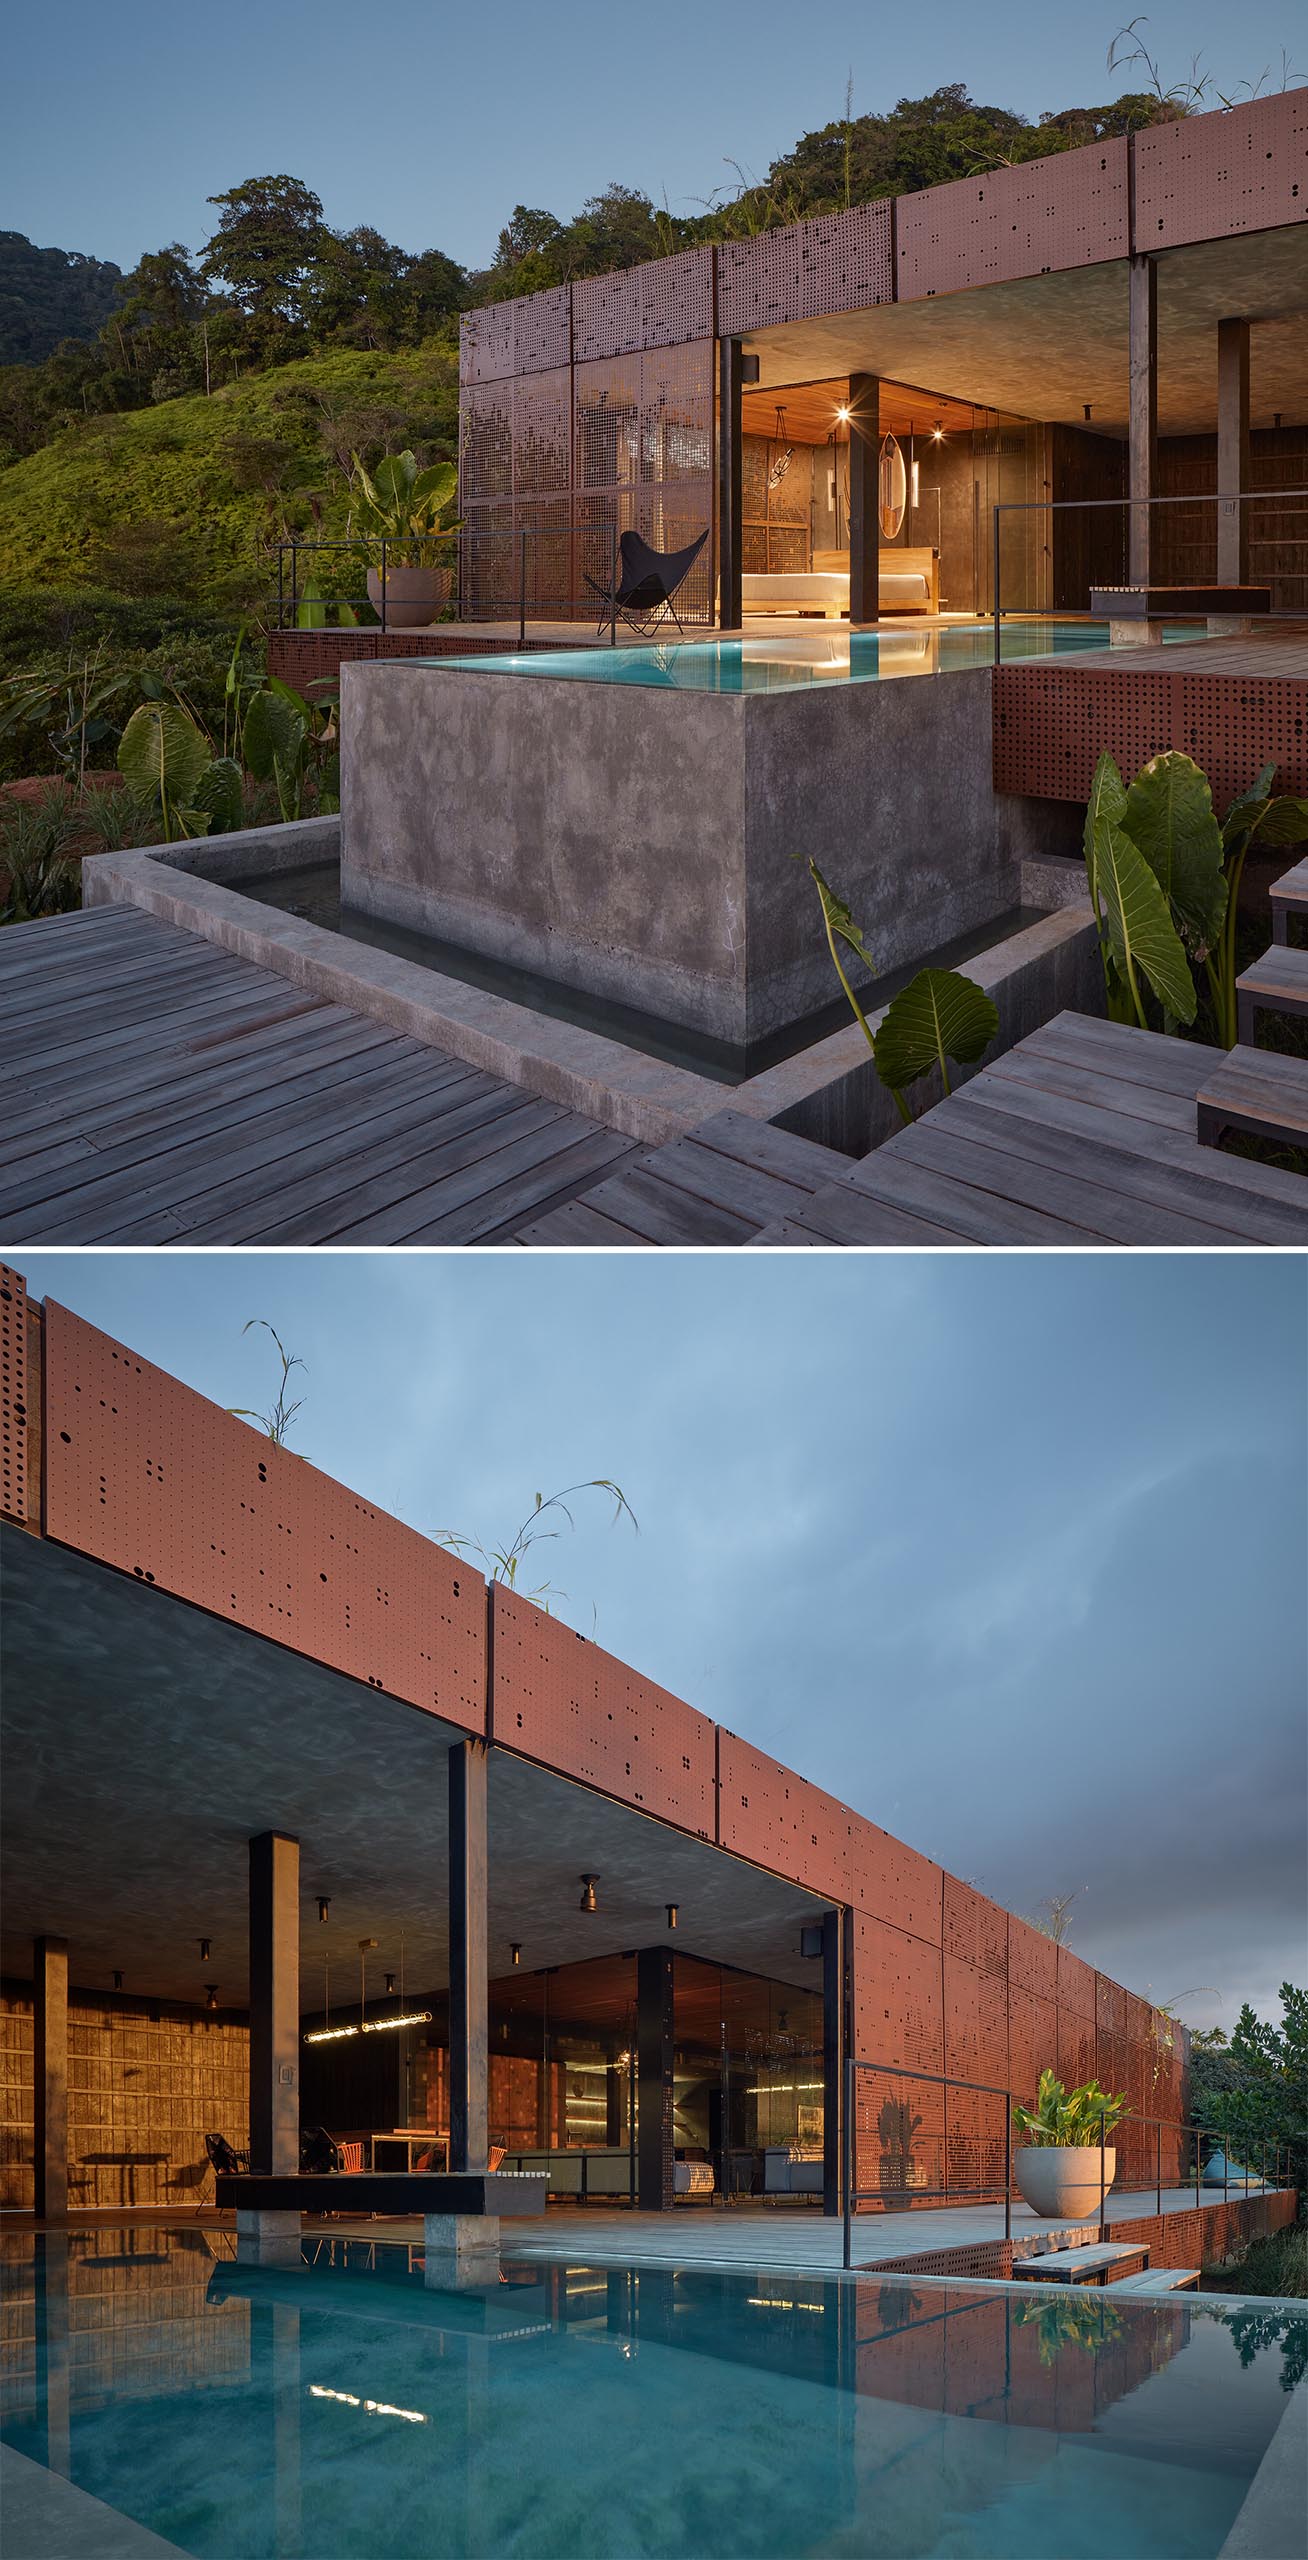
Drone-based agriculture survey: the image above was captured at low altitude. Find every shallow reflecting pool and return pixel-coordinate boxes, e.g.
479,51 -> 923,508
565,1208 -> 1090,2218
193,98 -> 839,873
423,622 -> 1197,692
2,2227 -> 1302,2557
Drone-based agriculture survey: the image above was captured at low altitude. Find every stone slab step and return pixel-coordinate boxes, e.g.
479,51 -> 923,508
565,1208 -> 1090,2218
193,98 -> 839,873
1196,1044 -> 1308,1152
1019,2242 -> 1149,2285
1269,855 -> 1308,945
1109,2267 -> 1200,2295
1236,941 -> 1308,1042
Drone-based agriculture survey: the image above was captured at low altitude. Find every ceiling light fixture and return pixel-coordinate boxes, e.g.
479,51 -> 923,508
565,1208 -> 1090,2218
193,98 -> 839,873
666,1904 -> 679,1931
510,1943 -> 522,1966
205,1985 -> 219,2012
317,1898 -> 331,1924
932,421 -> 945,443
836,403 -> 851,424
579,1876 -> 599,1915
113,1970 -> 124,1991
199,1939 -> 211,1963
385,1973 -> 396,1995
1083,404 -> 1092,423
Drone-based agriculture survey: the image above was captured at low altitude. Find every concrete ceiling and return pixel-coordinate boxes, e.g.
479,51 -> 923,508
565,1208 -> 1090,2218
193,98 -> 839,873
746,228 -> 1308,436
0,1532 -> 824,2013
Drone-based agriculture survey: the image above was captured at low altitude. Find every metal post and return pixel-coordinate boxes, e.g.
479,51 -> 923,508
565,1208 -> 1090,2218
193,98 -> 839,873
628,2045 -> 637,2208
1099,2133 -> 1107,2244
718,338 -> 744,630
380,538 -> 387,634
842,2057 -> 853,2271
1003,2090 -> 1011,2246
277,547 -> 285,632
992,507 -> 1001,662
33,1938 -> 68,2221
610,524 -> 618,649
1217,317 -> 1251,585
519,528 -> 527,650
1194,2125 -> 1201,2209
1156,2118 -> 1162,2219
448,1739 -> 488,2174
847,373 -> 879,625
290,544 -> 298,631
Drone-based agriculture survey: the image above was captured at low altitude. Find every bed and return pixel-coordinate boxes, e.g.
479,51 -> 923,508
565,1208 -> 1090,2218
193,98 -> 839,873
741,547 -> 939,619
674,2159 -> 716,2201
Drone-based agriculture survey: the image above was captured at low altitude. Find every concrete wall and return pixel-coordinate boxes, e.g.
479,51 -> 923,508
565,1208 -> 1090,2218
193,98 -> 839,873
0,1986 -> 248,2214
340,659 -> 1083,1048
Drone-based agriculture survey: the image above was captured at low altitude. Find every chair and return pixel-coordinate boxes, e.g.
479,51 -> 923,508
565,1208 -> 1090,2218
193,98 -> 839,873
487,2144 -> 506,2173
300,2125 -> 344,2176
338,2141 -> 364,2175
585,529 -> 708,639
204,2131 -> 249,2180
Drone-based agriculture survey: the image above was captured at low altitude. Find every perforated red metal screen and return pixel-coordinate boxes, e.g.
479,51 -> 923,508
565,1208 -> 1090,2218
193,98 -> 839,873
897,142 -> 1129,298
573,250 -> 714,362
460,289 -> 571,384
993,665 -> 1308,806
1007,1916 -> 1059,2005
717,203 -> 892,336
1007,1986 -> 1056,2110
943,1878 -> 1008,1979
1133,90 -> 1308,249
489,1585 -> 716,1837
1056,1945 -> 1099,2022
0,1265 -> 29,1527
715,1732 -> 853,1900
41,1302 -> 486,1725
851,1824 -> 944,1946
852,1912 -> 944,2074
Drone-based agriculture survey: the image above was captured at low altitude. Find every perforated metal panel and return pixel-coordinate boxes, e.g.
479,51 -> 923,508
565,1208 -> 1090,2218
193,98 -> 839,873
852,1913 -> 944,2074
1056,1945 -> 1098,2023
42,1302 -> 486,1726
851,1823 -> 944,1945
1133,90 -> 1308,249
489,1585 -> 715,1838
897,142 -> 1129,298
1007,1987 -> 1056,2111
1005,1916 -> 1059,2005
0,1265 -> 29,1526
994,664 -> 1308,807
572,250 -> 713,362
943,1954 -> 1008,2090
1056,2008 -> 1096,2091
460,382 -> 514,502
460,302 -> 514,386
717,202 -> 893,335
572,268 -> 646,365
1095,1973 -> 1127,2040
510,285 -> 572,376
511,369 -> 572,497
715,1732 -> 852,1899
943,1878 -> 1008,1979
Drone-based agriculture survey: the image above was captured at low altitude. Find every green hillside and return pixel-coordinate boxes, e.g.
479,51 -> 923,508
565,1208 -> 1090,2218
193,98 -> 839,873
0,336 -> 458,611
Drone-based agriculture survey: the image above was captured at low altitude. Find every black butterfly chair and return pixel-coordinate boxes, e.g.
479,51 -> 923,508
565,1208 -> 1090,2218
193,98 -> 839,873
204,2130 -> 249,2182
585,528 -> 708,639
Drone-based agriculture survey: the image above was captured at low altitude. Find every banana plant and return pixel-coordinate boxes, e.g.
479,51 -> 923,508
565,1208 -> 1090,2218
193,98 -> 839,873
804,859 -> 999,1122
117,701 -> 241,843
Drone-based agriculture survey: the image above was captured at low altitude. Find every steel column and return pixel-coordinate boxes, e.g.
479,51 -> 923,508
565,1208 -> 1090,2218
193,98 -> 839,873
33,1936 -> 68,2221
718,338 -> 744,629
637,1946 -> 674,2209
822,1908 -> 846,2217
1128,255 -> 1158,585
249,1833 -> 300,2177
1217,317 -> 1251,585
448,1739 -> 489,2173
848,374 -> 880,624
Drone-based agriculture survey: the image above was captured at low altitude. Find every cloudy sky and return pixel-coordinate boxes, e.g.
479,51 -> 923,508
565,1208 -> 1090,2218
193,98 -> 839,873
8,1 -> 1305,272
16,1248 -> 1305,2036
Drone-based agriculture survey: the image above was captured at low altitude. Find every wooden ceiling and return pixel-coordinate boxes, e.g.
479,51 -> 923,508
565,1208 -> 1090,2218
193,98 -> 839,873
742,378 -> 989,447
488,1947 -> 822,2054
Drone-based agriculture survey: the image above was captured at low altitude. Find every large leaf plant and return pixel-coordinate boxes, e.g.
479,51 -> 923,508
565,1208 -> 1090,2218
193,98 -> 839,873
805,859 -> 999,1122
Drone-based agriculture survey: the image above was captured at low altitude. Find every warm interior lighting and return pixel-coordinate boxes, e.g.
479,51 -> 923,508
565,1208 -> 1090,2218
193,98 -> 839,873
579,1876 -> 599,1914
303,2010 -> 432,2047
384,1973 -> 396,1995
205,1985 -> 219,2011
835,404 -> 851,424
510,1942 -> 522,1966
666,1904 -> 679,1930
199,1939 -> 211,1963
932,422 -> 944,443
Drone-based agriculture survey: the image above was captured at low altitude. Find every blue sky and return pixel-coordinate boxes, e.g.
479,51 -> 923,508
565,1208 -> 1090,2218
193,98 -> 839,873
6,2 -> 1305,273
15,1248 -> 1305,2035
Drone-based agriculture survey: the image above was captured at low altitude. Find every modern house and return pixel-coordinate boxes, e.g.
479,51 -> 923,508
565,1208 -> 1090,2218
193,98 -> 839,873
2,1262 -> 1197,2244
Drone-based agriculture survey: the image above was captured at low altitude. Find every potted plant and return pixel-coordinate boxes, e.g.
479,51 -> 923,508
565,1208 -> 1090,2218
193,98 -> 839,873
348,450 -> 460,628
1011,2069 -> 1128,2219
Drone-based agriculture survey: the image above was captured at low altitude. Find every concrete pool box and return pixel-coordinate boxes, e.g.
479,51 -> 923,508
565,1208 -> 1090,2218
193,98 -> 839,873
339,653 -> 1080,1048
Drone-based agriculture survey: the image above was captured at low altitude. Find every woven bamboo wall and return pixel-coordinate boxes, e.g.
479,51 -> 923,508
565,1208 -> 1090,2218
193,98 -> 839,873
0,1986 -> 248,2213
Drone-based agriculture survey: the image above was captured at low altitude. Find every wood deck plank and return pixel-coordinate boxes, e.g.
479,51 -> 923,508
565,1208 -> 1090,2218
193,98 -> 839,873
885,1115 -> 1251,1243
319,1110 -> 612,1245
513,1197 -> 654,1247
944,1077 -> 1308,1234
560,1161 -> 758,1246
226,1088 -> 551,1243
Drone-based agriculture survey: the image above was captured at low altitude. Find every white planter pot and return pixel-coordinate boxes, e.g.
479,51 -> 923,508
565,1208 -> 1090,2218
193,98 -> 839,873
365,565 -> 450,628
1014,2146 -> 1116,2220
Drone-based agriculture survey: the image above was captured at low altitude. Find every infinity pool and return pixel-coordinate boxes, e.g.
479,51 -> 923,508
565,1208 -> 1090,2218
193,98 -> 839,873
2,2229 -> 1302,2558
428,621 -> 1195,693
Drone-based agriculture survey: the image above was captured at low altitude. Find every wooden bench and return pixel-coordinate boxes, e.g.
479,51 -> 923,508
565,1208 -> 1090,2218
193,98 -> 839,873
215,2170 -> 547,2217
1235,944 -> 1308,1046
1269,858 -> 1308,947
1196,1046 -> 1308,1154
1090,585 -> 1271,644
1017,2243 -> 1150,2286
1109,2267 -> 1200,2295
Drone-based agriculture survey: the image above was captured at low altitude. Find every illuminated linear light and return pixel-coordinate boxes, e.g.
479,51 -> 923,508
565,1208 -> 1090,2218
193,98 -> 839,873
309,2385 -> 426,2422
303,2010 -> 432,2047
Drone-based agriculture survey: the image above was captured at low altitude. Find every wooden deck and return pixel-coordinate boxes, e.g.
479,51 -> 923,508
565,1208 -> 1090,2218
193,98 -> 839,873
0,905 -> 636,1244
522,1015 -> 1308,1247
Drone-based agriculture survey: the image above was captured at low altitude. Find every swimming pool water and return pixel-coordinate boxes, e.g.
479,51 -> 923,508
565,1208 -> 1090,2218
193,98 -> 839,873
426,622 -> 1195,693
2,2230 -> 1302,2558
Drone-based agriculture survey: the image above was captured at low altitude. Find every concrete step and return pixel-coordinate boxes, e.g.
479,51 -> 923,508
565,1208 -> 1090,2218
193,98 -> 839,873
1195,1044 -> 1308,1153
1019,2242 -> 1149,2286
1236,941 -> 1308,1043
1270,855 -> 1308,946
1109,2267 -> 1200,2295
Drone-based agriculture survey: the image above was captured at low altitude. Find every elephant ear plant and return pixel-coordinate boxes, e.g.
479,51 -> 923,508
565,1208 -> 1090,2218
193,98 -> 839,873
804,860 -> 1000,1122
1012,2069 -> 1129,2148
1084,749 -> 1308,1047
117,700 -> 242,843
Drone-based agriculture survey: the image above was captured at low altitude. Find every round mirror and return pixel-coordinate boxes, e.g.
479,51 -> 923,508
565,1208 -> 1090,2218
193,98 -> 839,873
878,432 -> 907,540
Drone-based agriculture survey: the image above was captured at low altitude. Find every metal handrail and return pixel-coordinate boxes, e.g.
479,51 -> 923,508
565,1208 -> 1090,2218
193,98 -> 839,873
271,521 -> 626,646
988,486 -> 1308,663
842,2054 -> 1289,2272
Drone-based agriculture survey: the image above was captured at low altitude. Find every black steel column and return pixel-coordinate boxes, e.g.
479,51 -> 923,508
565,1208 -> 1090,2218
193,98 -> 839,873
1128,255 -> 1157,585
718,338 -> 744,629
33,1936 -> 68,2221
822,1909 -> 847,2217
637,1947 -> 674,2209
847,373 -> 880,623
448,1739 -> 489,2172
249,1833 -> 299,2176
1217,317 -> 1251,585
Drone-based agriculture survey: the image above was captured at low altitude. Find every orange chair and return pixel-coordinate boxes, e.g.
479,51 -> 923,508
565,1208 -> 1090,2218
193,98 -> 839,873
338,2141 -> 364,2174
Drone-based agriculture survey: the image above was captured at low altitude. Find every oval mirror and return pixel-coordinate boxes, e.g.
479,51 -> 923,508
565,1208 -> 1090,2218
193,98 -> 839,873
878,432 -> 907,540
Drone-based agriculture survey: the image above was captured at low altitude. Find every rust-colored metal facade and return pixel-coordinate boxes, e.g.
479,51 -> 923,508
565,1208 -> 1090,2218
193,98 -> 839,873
993,662 -> 1308,805
8,1286 -> 1190,2169
40,1301 -> 486,1729
716,202 -> 893,333
1133,89 -> 1308,249
0,1265 -> 28,1527
896,143 -> 1130,298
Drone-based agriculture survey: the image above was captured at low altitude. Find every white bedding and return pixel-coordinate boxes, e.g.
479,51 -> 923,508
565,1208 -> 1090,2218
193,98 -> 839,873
674,2160 -> 715,2196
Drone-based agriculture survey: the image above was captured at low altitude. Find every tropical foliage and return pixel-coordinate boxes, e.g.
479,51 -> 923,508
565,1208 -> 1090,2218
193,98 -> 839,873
804,858 -> 999,1119
1190,1984 -> 1307,2198
1012,2069 -> 1129,2148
